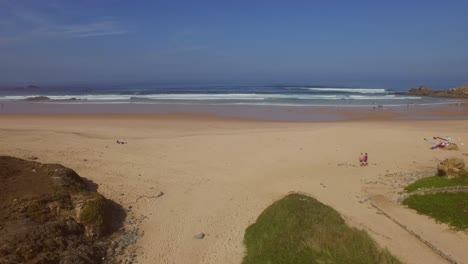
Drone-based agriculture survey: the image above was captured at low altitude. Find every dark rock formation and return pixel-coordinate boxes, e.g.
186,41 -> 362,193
24,96 -> 50,101
408,84 -> 468,98
0,156 -> 126,264
23,97 -> 83,102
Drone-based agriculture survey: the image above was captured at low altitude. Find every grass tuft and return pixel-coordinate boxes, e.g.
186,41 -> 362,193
405,176 -> 468,192
403,192 -> 468,230
242,193 -> 402,264
79,194 -> 107,233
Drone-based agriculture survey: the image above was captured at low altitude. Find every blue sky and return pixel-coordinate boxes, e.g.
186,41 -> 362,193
0,0 -> 467,88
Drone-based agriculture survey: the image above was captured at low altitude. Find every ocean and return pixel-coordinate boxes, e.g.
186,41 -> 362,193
0,85 -> 457,107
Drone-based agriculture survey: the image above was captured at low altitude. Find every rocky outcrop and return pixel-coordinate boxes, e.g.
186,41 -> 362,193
0,156 -> 125,264
408,84 -> 468,98
23,96 -> 83,102
408,86 -> 434,96
24,96 -> 50,101
445,85 -> 468,97
436,157 -> 467,178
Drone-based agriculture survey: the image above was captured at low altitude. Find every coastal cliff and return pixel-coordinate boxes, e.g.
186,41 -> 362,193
408,85 -> 468,98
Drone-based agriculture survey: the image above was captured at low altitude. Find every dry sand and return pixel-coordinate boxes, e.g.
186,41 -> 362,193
1,114 -> 468,263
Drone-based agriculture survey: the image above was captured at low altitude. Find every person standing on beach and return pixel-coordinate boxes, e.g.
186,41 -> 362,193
359,153 -> 364,166
364,153 -> 368,166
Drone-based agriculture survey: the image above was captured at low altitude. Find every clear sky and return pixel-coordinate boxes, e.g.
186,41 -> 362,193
0,0 -> 467,88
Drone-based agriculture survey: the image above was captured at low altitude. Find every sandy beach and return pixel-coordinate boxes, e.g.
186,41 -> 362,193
1,114 -> 468,264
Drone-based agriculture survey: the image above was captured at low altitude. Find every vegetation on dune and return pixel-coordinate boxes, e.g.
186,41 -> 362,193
53,188 -> 72,207
405,176 -> 468,192
403,192 -> 468,230
436,157 -> 467,178
79,193 -> 107,235
242,193 -> 402,264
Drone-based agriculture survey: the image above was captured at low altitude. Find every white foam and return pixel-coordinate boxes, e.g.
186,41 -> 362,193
300,87 -> 387,94
0,93 -> 421,101
348,95 -> 421,100
0,94 -> 131,101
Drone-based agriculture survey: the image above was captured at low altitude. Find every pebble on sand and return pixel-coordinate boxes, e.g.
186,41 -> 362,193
194,233 -> 205,239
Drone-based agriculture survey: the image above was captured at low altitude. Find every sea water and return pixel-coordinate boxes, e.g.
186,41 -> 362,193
0,84 -> 456,107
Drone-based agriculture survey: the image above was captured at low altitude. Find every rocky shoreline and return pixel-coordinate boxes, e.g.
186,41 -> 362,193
0,156 -> 136,264
408,84 -> 468,98
24,96 -> 82,102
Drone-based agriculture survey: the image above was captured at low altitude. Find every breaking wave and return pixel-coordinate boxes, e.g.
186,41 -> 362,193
299,87 -> 387,94
0,93 -> 419,101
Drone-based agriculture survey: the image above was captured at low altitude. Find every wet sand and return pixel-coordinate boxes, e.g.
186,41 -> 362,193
0,100 -> 468,121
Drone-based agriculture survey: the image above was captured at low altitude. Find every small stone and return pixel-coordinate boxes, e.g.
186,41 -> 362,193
194,233 -> 205,239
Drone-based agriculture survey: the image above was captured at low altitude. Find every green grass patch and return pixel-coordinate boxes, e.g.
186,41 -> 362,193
79,194 -> 107,234
403,192 -> 468,230
405,176 -> 468,192
242,193 -> 402,264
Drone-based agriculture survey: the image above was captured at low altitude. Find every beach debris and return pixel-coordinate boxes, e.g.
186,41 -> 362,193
432,136 -> 454,142
134,192 -> 165,203
320,183 -> 326,188
425,136 -> 459,150
337,162 -> 357,168
443,143 -> 459,150
194,233 -> 206,239
429,141 -> 458,150
116,140 -> 127,144
437,157 -> 467,178
359,198 -> 368,204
